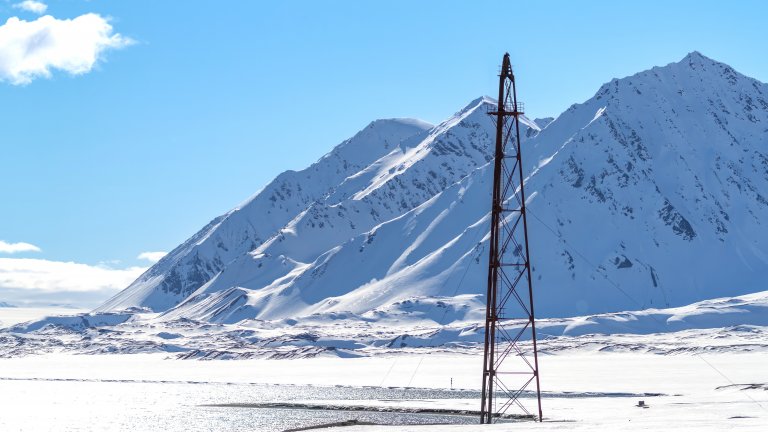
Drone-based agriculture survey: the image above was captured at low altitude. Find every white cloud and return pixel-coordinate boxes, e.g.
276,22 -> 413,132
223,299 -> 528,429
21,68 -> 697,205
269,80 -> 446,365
0,258 -> 145,292
0,13 -> 132,85
137,251 -> 167,263
0,240 -> 41,254
13,1 -> 48,15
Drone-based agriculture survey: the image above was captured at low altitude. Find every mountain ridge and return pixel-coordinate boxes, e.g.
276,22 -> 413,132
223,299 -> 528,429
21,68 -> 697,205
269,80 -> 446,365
97,51 -> 768,322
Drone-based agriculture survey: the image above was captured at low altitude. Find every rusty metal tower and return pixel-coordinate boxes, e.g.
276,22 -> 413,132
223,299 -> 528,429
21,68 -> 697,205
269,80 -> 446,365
480,53 -> 543,423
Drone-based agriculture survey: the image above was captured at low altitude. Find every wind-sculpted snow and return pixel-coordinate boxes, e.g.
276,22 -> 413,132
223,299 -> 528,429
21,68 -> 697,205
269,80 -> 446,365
41,52 -> 768,348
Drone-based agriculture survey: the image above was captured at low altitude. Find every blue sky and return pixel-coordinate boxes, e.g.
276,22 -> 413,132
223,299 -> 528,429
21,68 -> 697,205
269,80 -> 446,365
1,0 -> 766,306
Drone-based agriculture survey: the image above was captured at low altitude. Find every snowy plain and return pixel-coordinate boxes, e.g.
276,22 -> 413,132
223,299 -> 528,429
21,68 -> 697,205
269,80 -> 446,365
0,348 -> 766,431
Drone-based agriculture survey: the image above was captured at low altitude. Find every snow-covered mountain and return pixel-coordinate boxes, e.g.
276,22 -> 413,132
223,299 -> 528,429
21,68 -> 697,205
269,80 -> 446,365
98,51 -> 768,322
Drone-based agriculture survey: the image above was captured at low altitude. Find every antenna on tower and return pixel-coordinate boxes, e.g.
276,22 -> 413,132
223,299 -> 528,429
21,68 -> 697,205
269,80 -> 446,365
480,53 -> 543,423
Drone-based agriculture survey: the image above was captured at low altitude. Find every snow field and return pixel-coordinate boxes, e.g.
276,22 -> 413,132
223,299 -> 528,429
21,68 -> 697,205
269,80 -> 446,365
0,350 -> 766,431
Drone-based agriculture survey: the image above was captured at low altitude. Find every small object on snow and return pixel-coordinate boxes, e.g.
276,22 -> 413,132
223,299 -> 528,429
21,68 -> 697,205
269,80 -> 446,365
636,400 -> 649,408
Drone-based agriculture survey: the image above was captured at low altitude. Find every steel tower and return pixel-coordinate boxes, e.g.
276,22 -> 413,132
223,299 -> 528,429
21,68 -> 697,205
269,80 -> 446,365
480,53 -> 543,423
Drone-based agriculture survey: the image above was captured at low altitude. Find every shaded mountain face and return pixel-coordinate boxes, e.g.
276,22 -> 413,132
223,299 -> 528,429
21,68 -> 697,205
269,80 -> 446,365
99,52 -> 768,321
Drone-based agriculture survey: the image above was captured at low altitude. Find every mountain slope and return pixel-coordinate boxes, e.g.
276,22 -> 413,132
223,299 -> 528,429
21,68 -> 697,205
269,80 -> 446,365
101,52 -> 768,321
525,51 -> 768,315
97,118 -> 434,312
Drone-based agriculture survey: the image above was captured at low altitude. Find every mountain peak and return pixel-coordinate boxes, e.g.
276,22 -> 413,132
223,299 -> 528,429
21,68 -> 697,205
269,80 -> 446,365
676,50 -> 727,71
683,50 -> 706,60
457,96 -> 496,115
368,117 -> 434,131
591,50 -> 760,106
